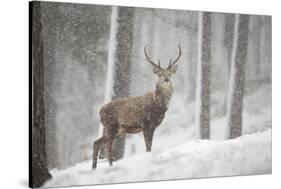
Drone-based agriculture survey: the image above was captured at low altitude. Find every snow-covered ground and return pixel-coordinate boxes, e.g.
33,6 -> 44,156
44,85 -> 272,188
45,128 -> 271,188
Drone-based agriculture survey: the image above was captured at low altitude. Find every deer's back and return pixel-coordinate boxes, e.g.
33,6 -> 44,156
100,92 -> 166,130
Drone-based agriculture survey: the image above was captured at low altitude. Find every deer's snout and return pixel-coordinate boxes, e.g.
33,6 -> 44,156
164,78 -> 170,82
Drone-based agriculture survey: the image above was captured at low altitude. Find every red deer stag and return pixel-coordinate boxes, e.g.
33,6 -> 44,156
92,45 -> 182,169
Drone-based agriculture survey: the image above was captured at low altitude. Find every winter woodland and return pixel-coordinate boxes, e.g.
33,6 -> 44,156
31,1 -> 271,188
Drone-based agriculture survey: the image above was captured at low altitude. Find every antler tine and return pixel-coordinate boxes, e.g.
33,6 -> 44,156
168,58 -> 172,66
168,44 -> 182,69
158,59 -> 161,67
144,44 -> 161,69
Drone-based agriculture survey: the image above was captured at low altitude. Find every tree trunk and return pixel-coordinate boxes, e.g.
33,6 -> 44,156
224,14 -> 235,75
254,17 -> 262,76
196,12 -> 212,139
187,21 -> 198,102
41,2 -> 60,169
99,6 -> 135,161
227,14 -> 249,139
111,7 -> 135,160
30,2 -> 52,187
220,14 -> 235,116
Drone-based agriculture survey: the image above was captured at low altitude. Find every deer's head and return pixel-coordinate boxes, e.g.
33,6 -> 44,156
144,45 -> 182,95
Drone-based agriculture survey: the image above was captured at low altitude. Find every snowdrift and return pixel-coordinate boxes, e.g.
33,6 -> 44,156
45,129 -> 271,187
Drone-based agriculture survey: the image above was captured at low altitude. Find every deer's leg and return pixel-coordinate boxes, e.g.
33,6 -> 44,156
143,127 -> 155,152
107,138 -> 114,166
92,136 -> 107,169
106,127 -> 117,167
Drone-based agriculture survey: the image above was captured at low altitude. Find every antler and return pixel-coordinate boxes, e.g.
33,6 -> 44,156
144,45 -> 162,69
167,45 -> 182,69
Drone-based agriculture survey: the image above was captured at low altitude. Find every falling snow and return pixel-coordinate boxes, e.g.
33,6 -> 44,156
38,1 -> 271,187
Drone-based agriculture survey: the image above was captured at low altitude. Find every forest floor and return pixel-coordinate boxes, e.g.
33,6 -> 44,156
44,128 -> 271,188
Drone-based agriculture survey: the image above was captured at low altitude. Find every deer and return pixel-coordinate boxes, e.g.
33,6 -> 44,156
92,45 -> 182,169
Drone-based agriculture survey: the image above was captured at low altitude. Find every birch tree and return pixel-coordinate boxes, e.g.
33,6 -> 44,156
196,12 -> 212,139
227,14 -> 249,139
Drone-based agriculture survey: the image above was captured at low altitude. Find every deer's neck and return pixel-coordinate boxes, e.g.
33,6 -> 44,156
154,84 -> 173,110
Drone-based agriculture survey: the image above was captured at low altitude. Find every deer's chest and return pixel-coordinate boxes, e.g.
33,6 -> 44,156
143,106 -> 166,127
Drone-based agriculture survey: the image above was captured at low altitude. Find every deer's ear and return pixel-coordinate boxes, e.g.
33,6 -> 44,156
170,65 -> 178,74
152,66 -> 161,75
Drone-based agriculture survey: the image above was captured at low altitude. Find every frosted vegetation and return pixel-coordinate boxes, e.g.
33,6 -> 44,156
39,1 -> 271,186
